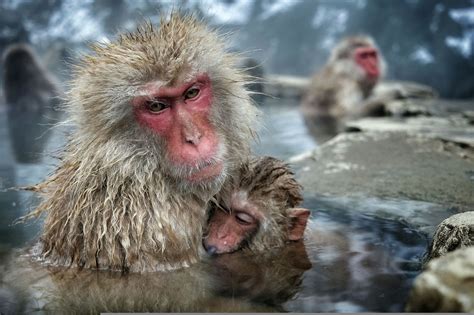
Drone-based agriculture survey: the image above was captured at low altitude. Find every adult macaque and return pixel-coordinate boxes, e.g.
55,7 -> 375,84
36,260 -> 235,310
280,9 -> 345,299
203,156 -> 310,255
2,44 -> 62,163
301,36 -> 387,122
23,14 -> 259,272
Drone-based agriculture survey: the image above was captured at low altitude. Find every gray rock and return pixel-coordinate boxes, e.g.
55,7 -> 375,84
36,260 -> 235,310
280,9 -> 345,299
262,75 -> 437,102
294,132 -> 474,212
424,212 -> 474,264
347,112 -> 474,146
406,247 -> 474,312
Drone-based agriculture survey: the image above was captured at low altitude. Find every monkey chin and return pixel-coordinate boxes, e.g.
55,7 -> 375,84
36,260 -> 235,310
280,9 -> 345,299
187,161 -> 224,183
174,161 -> 227,194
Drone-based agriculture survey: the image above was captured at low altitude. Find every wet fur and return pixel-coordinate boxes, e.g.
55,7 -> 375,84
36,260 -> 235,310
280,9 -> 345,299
301,36 -> 387,120
211,156 -> 303,252
23,14 -> 259,272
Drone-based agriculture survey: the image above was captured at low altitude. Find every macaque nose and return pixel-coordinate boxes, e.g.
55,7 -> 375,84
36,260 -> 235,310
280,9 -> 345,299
178,108 -> 203,145
205,244 -> 218,255
184,130 -> 202,145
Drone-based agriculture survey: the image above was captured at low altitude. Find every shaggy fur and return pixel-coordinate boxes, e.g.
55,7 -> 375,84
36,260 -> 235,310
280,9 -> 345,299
211,156 -> 303,252
24,14 -> 259,272
301,35 -> 387,120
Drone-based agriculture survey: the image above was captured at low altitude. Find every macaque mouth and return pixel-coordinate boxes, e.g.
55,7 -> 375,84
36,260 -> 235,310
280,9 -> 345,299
187,160 -> 224,182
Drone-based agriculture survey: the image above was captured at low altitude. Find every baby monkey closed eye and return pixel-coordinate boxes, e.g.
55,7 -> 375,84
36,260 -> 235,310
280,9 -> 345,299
204,156 -> 310,255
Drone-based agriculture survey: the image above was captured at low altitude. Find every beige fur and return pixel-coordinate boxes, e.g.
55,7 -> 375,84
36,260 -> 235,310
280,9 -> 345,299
23,14 -> 259,272
301,35 -> 387,120
212,156 -> 303,252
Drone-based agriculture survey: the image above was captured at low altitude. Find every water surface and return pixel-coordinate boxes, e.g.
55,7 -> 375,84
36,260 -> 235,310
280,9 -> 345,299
0,100 -> 442,313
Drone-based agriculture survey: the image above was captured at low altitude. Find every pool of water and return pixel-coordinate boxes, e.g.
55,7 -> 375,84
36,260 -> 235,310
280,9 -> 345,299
0,100 -> 440,313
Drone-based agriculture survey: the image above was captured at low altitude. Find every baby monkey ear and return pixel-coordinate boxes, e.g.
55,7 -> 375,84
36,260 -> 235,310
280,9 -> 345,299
287,208 -> 311,241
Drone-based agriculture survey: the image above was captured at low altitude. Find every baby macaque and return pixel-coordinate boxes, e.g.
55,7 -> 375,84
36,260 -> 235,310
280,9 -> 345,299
203,156 -> 310,254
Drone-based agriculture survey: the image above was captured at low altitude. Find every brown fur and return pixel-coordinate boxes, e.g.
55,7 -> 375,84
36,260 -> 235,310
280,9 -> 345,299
301,36 -> 387,122
211,156 -> 304,252
2,44 -> 63,163
2,44 -> 61,110
23,14 -> 259,272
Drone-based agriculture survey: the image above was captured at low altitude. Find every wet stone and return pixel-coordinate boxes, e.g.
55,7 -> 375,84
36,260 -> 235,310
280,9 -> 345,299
406,247 -> 474,312
424,211 -> 474,264
294,132 -> 474,211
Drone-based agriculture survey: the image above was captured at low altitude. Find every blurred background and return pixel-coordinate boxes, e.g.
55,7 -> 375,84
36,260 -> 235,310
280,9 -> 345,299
0,1 -> 473,312
0,0 -> 473,99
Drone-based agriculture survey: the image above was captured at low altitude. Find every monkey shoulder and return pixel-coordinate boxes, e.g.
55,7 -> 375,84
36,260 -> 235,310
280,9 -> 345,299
303,75 -> 340,112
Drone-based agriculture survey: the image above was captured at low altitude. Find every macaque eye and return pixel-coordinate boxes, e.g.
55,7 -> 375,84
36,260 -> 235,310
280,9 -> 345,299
360,51 -> 377,59
145,100 -> 169,113
184,87 -> 200,100
234,211 -> 255,225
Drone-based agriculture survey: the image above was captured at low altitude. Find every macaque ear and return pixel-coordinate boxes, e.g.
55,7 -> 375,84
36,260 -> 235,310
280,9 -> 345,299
287,208 -> 310,241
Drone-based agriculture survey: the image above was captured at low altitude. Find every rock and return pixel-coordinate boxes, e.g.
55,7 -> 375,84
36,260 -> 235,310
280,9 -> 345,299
295,132 -> 474,210
264,75 -> 309,99
424,212 -> 474,264
373,80 -> 438,100
347,99 -> 474,146
406,247 -> 474,312
262,75 -> 437,102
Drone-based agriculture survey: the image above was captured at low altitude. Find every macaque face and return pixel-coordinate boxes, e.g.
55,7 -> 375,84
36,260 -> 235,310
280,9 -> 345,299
354,46 -> 380,80
204,191 -> 261,254
204,207 -> 259,255
132,73 -> 224,184
204,191 -> 310,255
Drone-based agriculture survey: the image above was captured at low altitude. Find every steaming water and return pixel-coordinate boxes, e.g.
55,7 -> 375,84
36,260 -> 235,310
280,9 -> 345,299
0,100 -> 445,313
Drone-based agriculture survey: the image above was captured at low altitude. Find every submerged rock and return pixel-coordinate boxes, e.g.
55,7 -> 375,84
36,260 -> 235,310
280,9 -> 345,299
424,212 -> 474,264
406,247 -> 474,312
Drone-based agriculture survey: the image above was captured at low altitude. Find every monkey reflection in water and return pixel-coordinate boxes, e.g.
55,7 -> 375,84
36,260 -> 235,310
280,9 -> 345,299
2,238 -> 311,313
2,44 -> 62,163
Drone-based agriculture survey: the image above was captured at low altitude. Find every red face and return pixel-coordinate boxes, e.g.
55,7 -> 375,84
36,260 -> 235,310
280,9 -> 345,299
354,46 -> 380,80
132,74 -> 223,183
204,196 -> 311,255
204,206 -> 259,255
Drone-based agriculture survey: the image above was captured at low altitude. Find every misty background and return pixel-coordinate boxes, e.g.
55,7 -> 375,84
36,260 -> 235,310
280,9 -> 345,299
0,0 -> 473,99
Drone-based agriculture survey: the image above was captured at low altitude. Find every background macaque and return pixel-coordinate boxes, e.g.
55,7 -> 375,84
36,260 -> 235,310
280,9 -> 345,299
300,36 -> 436,143
23,14 -> 259,272
2,44 -> 62,163
301,36 -> 387,123
203,156 -> 310,255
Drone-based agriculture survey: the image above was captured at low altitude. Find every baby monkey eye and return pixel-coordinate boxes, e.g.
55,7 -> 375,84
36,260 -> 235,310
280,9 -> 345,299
145,100 -> 169,113
235,211 -> 255,225
184,87 -> 200,100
